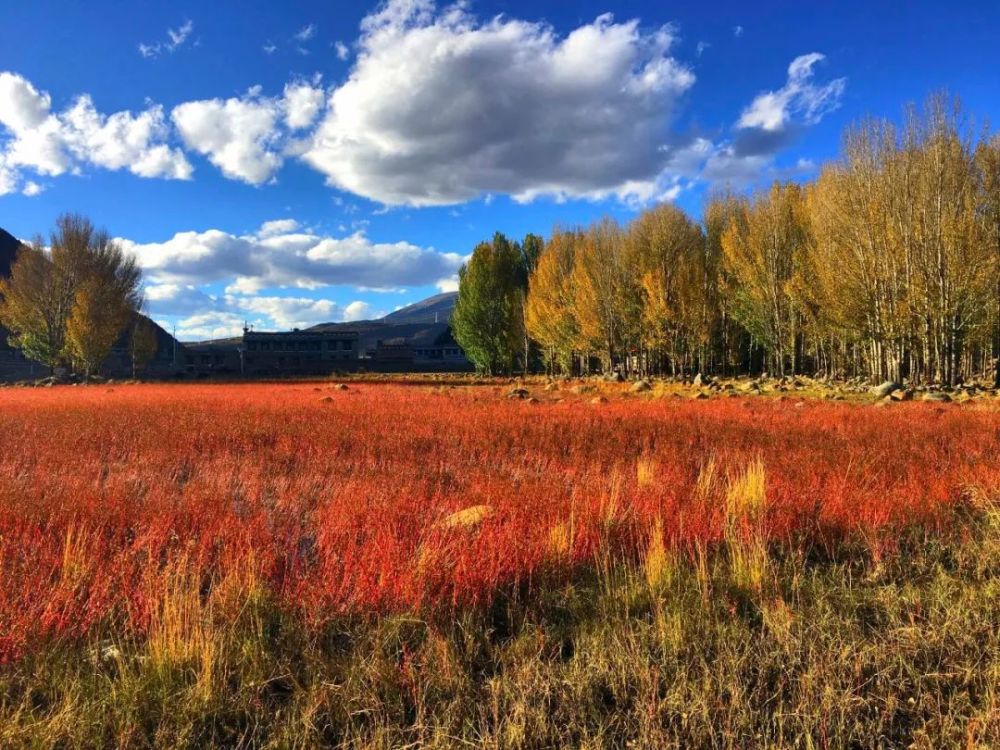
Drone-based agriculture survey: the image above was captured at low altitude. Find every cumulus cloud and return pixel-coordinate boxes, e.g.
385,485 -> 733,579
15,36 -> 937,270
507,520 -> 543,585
171,92 -> 283,184
171,311 -> 246,341
121,220 -> 464,294
0,71 -> 192,191
342,300 -> 373,321
334,41 -> 350,61
145,283 -> 222,316
283,80 -> 325,129
172,80 -> 325,184
303,1 -> 695,206
167,294 -> 375,340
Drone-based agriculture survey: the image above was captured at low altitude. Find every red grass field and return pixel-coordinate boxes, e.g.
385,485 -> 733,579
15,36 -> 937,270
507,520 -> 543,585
1,381 -> 998,663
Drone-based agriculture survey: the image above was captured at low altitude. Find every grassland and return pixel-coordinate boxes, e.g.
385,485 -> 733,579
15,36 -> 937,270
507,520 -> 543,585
0,379 -> 998,748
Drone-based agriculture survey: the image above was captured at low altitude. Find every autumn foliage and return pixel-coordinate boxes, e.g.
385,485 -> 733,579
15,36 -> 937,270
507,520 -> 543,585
1,381 -> 997,665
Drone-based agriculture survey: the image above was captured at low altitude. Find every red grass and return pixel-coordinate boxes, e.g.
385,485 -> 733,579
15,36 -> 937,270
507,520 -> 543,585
1,382 -> 997,662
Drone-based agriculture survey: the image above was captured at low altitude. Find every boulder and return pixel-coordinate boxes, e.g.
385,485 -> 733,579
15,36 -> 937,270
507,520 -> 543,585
507,387 -> 530,400
890,389 -> 914,401
872,381 -> 902,399
630,379 -> 652,393
922,392 -> 952,403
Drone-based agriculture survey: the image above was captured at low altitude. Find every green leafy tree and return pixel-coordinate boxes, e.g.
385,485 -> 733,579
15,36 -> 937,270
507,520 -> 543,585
452,232 -> 525,375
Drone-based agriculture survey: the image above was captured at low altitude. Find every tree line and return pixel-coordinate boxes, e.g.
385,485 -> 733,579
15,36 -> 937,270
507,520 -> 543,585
453,94 -> 1000,386
0,214 -> 159,377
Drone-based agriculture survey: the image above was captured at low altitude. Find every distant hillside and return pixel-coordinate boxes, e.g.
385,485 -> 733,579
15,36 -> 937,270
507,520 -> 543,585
303,292 -> 458,355
383,292 -> 457,325
0,227 -> 23,279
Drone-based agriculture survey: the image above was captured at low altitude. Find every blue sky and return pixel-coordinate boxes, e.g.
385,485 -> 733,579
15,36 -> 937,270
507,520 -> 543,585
1,0 -> 998,340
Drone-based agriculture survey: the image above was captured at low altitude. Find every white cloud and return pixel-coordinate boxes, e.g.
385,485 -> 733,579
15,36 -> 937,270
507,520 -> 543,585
703,53 -> 845,186
738,53 -> 845,132
733,25 -> 744,38
0,72 -> 51,132
138,19 -> 194,59
294,24 -> 317,42
0,158 -> 17,195
120,220 -> 464,293
263,41 -> 278,55
335,41 -> 350,61
61,95 -> 192,178
258,218 -> 300,237
283,80 -> 325,129
0,71 -> 192,188
21,180 -> 43,196
227,294 -> 336,329
171,79 -> 326,183
303,2 -> 695,206
172,91 -> 282,184
168,294 -> 378,340
342,300 -> 373,321
167,20 -> 194,50
173,311 -> 246,341
435,276 -> 459,293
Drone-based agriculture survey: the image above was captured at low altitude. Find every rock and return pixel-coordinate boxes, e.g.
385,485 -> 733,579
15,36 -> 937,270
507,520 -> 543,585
440,504 -> 493,530
922,392 -> 952,403
872,381 -> 902,399
630,379 -> 652,393
590,396 -> 608,405
890,389 -> 914,401
507,387 -> 530,400
543,383 -> 559,392
526,397 -> 539,404
334,383 -> 349,391
693,372 -> 706,388
742,381 -> 761,392
319,395 -> 334,403
692,391 -> 710,400
605,371 -> 624,383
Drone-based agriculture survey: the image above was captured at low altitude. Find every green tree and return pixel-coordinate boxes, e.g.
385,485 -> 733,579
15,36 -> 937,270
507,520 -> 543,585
452,233 -> 525,375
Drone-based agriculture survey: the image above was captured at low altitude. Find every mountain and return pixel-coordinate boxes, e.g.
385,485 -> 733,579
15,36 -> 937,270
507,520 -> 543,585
0,227 -> 23,279
382,292 -> 457,325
